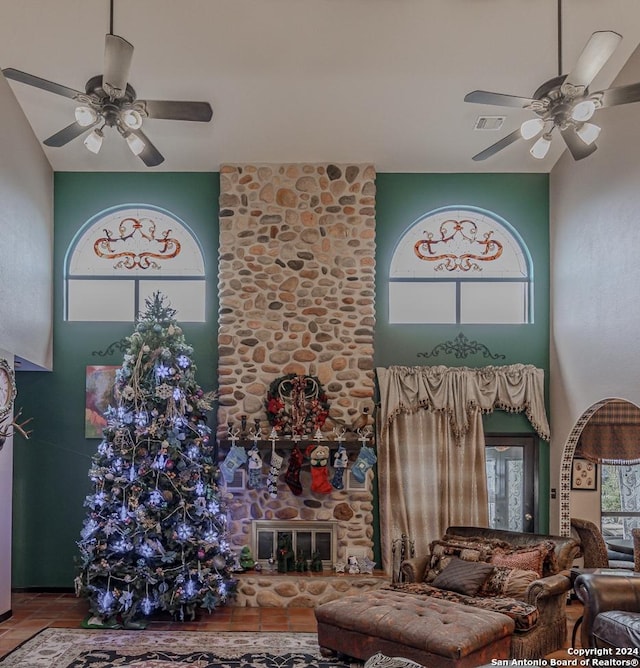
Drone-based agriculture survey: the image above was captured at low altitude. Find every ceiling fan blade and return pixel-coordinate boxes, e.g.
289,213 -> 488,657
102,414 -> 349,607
103,33 -> 134,99
564,31 -> 622,89
139,100 -> 213,122
464,90 -> 537,109
560,126 -> 598,161
130,129 -> 164,167
43,121 -> 96,147
2,68 -> 81,99
596,82 -> 640,108
471,129 -> 522,161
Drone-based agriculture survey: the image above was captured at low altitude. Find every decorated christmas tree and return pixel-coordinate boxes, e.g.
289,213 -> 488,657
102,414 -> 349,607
76,293 -> 236,627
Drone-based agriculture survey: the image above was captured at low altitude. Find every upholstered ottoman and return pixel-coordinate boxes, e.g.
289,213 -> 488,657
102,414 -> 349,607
315,589 -> 515,668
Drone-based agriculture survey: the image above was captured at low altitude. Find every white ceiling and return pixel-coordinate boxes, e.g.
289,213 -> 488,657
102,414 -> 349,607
2,0 -> 640,173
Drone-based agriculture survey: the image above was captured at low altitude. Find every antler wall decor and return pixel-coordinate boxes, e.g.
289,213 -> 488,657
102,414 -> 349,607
0,409 -> 33,451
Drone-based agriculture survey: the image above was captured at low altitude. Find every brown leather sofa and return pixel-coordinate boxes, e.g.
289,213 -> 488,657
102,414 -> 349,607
400,526 -> 579,659
574,573 -> 640,648
315,526 -> 579,665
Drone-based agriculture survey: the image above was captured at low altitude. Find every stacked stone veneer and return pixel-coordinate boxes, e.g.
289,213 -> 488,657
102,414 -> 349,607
232,572 -> 386,608
217,163 -> 377,578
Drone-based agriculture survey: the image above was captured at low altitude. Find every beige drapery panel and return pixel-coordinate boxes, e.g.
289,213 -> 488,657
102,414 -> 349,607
376,364 -> 550,574
377,405 -> 488,574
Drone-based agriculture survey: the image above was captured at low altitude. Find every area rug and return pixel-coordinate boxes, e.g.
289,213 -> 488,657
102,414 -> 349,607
0,629 -> 361,668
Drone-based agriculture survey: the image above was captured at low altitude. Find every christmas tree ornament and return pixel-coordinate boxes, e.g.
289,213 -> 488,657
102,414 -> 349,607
306,443 -> 332,494
76,292 -> 237,628
284,445 -> 304,496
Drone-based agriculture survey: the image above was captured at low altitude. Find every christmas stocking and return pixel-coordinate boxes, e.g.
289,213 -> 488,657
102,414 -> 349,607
247,445 -> 263,489
267,447 -> 284,498
221,444 -> 247,483
285,446 -> 304,496
331,443 -> 349,490
306,444 -> 333,494
352,445 -> 377,483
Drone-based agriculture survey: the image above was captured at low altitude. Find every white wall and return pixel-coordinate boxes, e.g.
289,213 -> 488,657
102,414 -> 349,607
549,45 -> 640,532
0,72 -> 53,370
0,73 -> 53,618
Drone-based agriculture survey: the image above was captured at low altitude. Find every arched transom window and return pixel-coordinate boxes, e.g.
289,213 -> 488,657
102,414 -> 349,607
389,206 -> 533,324
65,205 -> 206,322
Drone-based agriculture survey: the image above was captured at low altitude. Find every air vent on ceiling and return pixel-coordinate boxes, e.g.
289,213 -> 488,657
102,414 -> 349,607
474,116 -> 505,131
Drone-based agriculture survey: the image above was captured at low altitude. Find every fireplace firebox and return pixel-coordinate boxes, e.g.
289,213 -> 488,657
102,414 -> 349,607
251,520 -> 338,569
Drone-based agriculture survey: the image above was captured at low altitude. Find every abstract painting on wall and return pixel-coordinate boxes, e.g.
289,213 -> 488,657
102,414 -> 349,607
85,365 -> 118,438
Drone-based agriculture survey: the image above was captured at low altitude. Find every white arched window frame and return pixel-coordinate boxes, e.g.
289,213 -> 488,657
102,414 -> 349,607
389,205 -> 533,324
64,204 -> 206,322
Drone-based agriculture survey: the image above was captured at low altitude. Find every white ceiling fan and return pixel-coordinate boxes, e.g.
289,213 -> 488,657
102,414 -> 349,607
464,10 -> 640,162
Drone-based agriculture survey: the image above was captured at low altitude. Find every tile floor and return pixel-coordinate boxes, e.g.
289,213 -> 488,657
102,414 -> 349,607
0,592 -> 583,661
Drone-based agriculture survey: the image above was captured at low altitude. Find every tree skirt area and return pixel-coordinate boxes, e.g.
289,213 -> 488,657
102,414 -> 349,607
0,629 -> 361,668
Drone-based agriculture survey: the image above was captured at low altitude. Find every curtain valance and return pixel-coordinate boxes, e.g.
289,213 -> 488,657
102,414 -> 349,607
376,364 -> 550,441
575,400 -> 640,464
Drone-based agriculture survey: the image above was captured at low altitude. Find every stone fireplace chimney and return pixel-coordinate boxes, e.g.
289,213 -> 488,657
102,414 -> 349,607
217,163 -> 377,565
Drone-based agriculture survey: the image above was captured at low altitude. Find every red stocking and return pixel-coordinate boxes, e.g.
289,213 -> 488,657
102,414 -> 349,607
306,444 -> 332,494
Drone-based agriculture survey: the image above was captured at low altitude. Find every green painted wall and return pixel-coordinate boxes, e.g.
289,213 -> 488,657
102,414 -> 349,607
13,173 -> 220,588
13,171 -> 550,588
374,173 -> 550,532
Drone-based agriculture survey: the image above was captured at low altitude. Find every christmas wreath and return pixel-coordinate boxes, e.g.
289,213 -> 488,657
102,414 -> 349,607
265,373 -> 330,436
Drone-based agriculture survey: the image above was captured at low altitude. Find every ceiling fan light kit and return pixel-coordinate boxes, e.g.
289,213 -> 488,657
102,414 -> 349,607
83,128 -> 104,154
1,0 -> 213,167
124,131 -> 145,156
464,11 -> 640,163
520,118 -> 545,140
121,109 -> 143,130
74,105 -> 98,127
575,122 -> 601,145
530,134 -> 552,160
571,99 -> 597,122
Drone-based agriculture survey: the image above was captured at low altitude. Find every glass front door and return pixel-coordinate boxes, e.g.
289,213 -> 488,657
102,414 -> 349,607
485,435 -> 537,533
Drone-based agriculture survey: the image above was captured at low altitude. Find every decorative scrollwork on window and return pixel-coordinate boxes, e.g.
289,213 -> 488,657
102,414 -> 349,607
93,217 -> 181,270
413,219 -> 503,272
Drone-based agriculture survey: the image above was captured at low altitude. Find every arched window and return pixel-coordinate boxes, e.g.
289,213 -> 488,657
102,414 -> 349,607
389,205 -> 533,324
65,204 -> 206,322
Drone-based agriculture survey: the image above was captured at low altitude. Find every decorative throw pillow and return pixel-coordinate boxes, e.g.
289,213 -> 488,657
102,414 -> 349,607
480,566 -> 539,599
538,540 -> 559,575
490,545 -> 547,577
444,535 -> 559,576
442,533 -> 514,553
431,557 -> 495,596
424,539 -> 489,583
